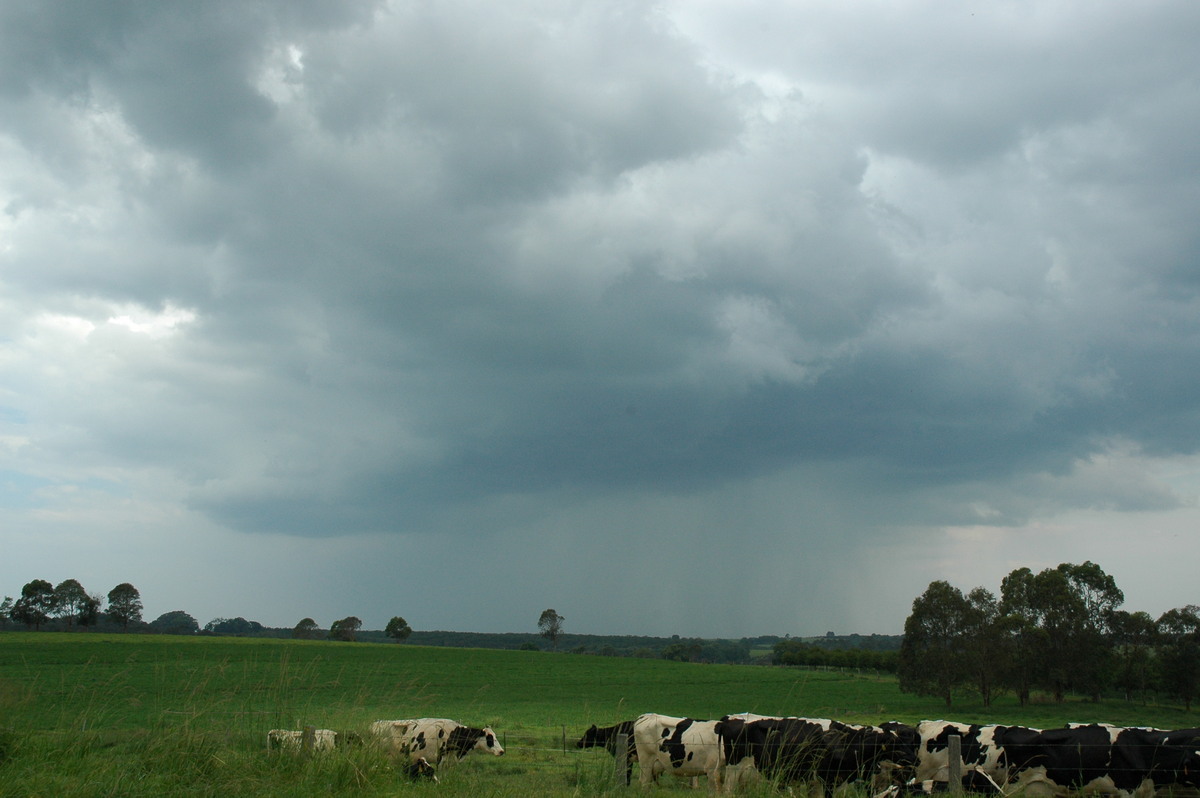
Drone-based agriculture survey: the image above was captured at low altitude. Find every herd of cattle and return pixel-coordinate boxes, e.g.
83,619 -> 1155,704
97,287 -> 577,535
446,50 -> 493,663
267,713 -> 1200,796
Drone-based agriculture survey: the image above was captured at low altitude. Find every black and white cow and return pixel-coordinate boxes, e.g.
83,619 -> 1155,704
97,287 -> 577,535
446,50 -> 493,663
825,720 -> 921,791
369,718 -> 504,765
717,716 -> 918,794
912,721 -> 1200,798
633,713 -> 725,788
576,721 -> 638,782
913,720 -> 1044,793
404,756 -> 439,782
998,724 -> 1200,798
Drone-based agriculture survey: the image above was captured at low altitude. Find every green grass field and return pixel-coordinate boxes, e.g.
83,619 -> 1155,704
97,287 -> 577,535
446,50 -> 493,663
0,633 -> 1195,796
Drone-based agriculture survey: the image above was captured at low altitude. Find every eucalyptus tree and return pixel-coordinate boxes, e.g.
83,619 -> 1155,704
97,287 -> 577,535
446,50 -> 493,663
1109,609 -> 1158,702
963,587 -> 1005,707
330,616 -> 362,642
52,579 -> 99,629
1157,605 -> 1200,710
11,579 -> 55,630
899,581 -> 971,707
538,608 -> 565,650
292,617 -> 319,639
385,616 -> 412,642
106,583 -> 143,631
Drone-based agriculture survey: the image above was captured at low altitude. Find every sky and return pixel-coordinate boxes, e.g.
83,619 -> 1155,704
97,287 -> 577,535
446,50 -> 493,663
2,1 -> 1199,639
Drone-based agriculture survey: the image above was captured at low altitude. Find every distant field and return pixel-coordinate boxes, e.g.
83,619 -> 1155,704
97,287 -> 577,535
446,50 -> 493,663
0,633 -> 1194,796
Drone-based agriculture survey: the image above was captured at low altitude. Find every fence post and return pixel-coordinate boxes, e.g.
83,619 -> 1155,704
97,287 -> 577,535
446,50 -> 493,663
948,734 -> 962,795
615,733 -> 630,787
301,725 -> 316,758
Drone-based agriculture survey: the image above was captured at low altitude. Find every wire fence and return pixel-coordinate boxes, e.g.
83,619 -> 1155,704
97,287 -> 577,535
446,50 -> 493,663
35,711 -> 1200,794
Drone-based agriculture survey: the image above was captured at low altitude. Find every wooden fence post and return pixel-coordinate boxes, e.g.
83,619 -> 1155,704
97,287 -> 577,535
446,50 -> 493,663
615,733 -> 630,787
301,725 -> 316,758
948,734 -> 962,795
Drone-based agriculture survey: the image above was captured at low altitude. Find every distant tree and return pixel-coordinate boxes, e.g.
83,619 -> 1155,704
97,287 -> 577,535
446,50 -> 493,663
899,580 -> 971,707
385,616 -> 412,643
661,641 -> 702,662
204,617 -> 264,636
292,617 -> 319,640
106,583 -> 143,631
1158,605 -> 1200,710
330,616 -> 362,642
52,579 -> 99,629
538,608 -> 565,650
150,610 -> 199,635
0,596 -> 13,625
12,579 -> 55,630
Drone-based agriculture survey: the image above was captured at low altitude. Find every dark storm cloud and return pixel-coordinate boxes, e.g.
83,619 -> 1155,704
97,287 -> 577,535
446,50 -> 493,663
3,0 -> 1200,634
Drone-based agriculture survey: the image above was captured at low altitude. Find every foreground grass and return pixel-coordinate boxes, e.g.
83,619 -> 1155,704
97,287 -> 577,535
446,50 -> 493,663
1,632 -> 1195,796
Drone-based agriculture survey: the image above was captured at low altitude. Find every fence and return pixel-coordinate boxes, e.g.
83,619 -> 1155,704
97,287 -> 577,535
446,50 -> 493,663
166,714 -> 1200,794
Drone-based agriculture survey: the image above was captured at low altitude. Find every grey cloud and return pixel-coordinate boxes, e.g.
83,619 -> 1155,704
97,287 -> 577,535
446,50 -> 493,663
4,0 -> 1200,635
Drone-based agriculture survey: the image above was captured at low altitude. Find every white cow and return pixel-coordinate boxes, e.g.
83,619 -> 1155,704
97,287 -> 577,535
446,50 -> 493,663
633,713 -> 725,789
369,717 -> 504,765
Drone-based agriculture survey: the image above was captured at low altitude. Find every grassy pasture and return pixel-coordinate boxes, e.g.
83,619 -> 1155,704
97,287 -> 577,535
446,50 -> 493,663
0,633 -> 1195,796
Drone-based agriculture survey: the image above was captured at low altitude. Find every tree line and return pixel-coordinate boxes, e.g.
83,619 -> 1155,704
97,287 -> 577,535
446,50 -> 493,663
0,578 -> 414,643
898,560 -> 1200,709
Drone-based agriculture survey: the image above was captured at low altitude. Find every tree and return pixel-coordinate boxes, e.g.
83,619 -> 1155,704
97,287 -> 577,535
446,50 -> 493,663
11,579 -> 55,630
998,567 -> 1044,706
149,610 -> 199,635
1055,561 -> 1124,701
1109,610 -> 1158,702
52,579 -> 99,629
997,562 -> 1124,703
385,616 -> 412,643
962,587 -> 1005,707
899,581 -> 971,707
1158,605 -> 1200,710
292,618 -> 319,639
330,616 -> 362,642
538,608 -> 565,650
0,596 -> 13,627
204,617 -> 264,636
106,583 -> 143,631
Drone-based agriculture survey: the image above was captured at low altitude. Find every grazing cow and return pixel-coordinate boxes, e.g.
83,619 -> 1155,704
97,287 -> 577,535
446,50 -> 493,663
370,718 -> 504,765
997,724 -> 1200,798
404,756 -> 439,782
913,720 -> 1042,793
577,721 -> 637,782
267,728 -> 347,752
717,716 -> 917,794
720,715 -> 829,790
825,720 -> 921,791
633,713 -> 725,788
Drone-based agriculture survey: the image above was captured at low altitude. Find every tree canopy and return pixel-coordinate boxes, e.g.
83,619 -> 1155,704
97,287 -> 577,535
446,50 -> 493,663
106,583 -> 143,630
538,608 -> 565,650
385,616 -> 412,642
898,561 -> 1196,708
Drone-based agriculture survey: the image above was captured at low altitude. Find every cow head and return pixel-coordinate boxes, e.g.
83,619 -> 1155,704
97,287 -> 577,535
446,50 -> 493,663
577,724 -> 600,749
481,727 -> 505,756
1180,749 -> 1200,787
405,756 -> 438,782
448,725 -> 505,758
